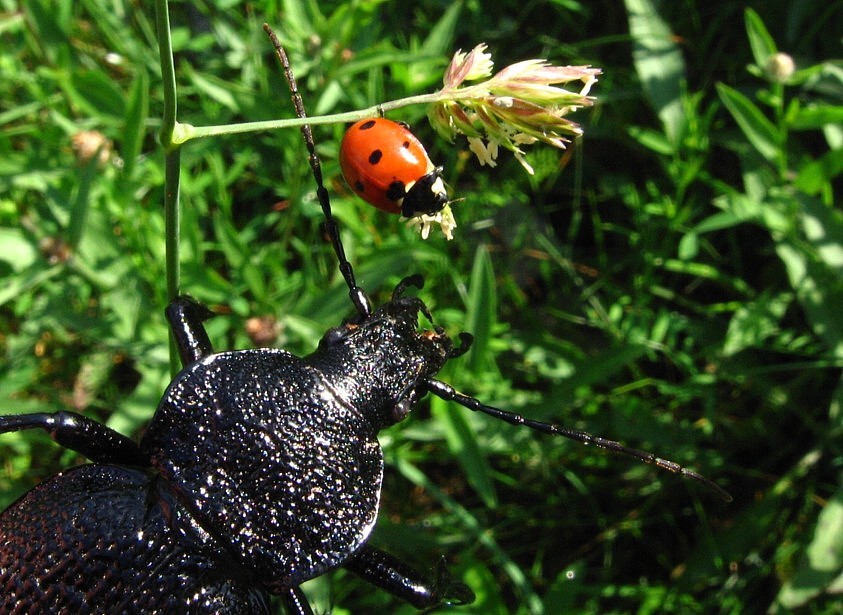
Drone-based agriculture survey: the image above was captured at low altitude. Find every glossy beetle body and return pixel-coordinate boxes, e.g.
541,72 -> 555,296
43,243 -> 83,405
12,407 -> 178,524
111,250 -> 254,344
0,465 -> 271,613
141,295 -> 452,595
0,292 -> 468,613
144,348 -> 384,594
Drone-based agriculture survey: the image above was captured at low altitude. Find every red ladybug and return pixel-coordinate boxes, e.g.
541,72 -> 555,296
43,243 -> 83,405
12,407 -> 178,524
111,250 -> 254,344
339,118 -> 449,218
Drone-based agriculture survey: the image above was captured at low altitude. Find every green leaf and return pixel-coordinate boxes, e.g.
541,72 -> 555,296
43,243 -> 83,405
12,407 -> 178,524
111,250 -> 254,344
716,82 -> 780,163
775,238 -> 843,358
661,258 -> 753,296
693,210 -> 749,233
121,69 -> 150,179
677,232 -> 699,260
625,0 -> 687,147
627,126 -> 674,155
24,0 -> 71,66
798,192 -> 843,273
68,69 -> 128,119
744,8 -> 777,69
0,265 -> 62,308
775,487 -> 843,608
0,228 -> 38,272
794,147 -> 843,195
67,154 -> 99,250
394,457 -> 542,614
567,344 -> 648,392
806,490 -> 843,573
186,69 -> 240,112
281,0 -> 316,42
790,105 -> 843,131
464,245 -> 497,375
421,0 -> 463,55
722,292 -> 790,356
432,396 -> 497,509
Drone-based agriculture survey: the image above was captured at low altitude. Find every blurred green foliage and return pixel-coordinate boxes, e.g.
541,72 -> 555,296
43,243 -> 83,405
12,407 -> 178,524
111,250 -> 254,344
1,0 -> 842,613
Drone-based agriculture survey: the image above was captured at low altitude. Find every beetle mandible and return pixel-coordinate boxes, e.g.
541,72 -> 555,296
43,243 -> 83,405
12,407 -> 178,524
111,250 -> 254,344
0,24 -> 730,614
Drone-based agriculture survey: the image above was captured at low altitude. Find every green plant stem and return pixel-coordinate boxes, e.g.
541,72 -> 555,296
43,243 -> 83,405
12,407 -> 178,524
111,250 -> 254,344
155,0 -> 181,375
156,0 -> 177,153
163,148 -> 181,376
155,0 -> 180,302
772,81 -> 788,177
172,93 -> 440,145
164,149 -> 181,303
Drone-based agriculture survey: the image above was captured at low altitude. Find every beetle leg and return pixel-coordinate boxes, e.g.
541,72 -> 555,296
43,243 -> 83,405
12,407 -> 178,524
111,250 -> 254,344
280,586 -> 314,615
448,332 -> 474,358
166,295 -> 215,366
344,544 -> 474,609
0,411 -> 147,466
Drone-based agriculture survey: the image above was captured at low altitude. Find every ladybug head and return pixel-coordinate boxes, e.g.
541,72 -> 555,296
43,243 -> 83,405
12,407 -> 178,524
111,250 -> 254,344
400,167 -> 449,218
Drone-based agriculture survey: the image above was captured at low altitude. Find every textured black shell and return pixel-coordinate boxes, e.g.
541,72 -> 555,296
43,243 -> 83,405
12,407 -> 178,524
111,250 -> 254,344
141,349 -> 384,593
0,464 -> 271,613
0,294 -> 455,611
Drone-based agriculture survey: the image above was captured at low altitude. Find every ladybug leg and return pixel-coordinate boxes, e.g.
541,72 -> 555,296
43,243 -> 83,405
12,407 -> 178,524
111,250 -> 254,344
165,295 -> 215,366
344,544 -> 475,609
280,586 -> 314,615
0,411 -> 147,466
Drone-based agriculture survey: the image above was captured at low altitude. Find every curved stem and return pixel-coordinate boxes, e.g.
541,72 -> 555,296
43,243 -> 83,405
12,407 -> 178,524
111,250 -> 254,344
772,81 -> 788,178
173,92 -> 441,145
155,0 -> 182,375
155,0 -> 178,153
163,149 -> 181,304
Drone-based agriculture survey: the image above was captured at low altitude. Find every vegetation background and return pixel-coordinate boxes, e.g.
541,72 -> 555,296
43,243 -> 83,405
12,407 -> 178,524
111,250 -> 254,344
1,0 -> 842,613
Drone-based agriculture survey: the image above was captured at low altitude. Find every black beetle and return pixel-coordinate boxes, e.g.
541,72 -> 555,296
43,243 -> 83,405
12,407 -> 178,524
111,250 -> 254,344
0,26 -> 730,614
0,282 -> 477,613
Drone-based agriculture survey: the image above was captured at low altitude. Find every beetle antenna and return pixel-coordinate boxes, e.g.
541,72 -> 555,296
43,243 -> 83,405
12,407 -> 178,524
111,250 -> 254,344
424,378 -> 732,502
264,23 -> 371,317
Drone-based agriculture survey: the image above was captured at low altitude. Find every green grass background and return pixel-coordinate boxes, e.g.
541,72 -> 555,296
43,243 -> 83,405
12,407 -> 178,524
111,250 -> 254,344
1,0 -> 842,613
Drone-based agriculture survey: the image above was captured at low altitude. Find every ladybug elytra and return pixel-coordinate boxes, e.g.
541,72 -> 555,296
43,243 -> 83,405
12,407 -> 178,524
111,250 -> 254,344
339,118 -> 449,218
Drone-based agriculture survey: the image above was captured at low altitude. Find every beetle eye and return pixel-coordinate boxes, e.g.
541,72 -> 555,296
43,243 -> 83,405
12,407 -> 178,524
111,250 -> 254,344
320,326 -> 350,348
390,397 -> 413,424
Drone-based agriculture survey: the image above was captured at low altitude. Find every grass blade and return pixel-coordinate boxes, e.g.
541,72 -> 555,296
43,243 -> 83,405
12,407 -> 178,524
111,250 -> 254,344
716,82 -> 780,163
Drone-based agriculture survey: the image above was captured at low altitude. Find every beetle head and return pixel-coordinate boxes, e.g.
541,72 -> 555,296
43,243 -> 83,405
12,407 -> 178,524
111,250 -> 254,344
308,276 -> 454,428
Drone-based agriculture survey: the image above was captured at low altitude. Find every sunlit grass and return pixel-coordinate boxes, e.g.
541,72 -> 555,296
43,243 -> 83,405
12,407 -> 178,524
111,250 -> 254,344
1,1 -> 841,613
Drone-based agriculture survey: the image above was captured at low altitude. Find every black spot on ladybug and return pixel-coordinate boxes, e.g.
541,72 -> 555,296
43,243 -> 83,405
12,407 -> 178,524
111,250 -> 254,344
368,150 -> 383,165
359,120 -> 376,130
354,180 -> 365,193
402,141 -> 410,149
386,181 -> 406,202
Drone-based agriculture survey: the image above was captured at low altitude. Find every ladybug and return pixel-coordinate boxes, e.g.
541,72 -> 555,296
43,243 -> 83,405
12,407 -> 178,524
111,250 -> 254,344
339,118 -> 449,218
